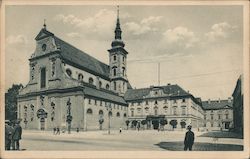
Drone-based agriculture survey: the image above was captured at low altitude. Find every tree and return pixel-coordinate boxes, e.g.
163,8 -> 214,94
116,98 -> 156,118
180,121 -> 186,129
5,84 -> 23,121
99,118 -> 104,130
132,120 -> 137,129
141,120 -> 147,130
170,120 -> 178,130
160,119 -> 168,130
125,120 -> 130,130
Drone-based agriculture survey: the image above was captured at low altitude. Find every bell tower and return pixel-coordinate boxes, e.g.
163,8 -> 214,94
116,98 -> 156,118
108,6 -> 128,96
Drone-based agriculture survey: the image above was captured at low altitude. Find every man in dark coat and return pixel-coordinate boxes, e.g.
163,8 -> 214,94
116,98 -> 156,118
184,125 -> 195,151
12,121 -> 22,150
5,120 -> 12,150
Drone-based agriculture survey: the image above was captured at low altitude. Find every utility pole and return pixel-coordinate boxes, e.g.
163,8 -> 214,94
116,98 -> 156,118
158,62 -> 160,86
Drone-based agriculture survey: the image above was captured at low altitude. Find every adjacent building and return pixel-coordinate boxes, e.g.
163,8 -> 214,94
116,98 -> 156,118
124,85 -> 205,130
232,75 -> 243,135
202,98 -> 233,131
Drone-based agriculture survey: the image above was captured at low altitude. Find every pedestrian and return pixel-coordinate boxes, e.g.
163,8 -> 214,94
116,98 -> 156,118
5,120 -> 12,150
9,121 -> 15,150
56,127 -> 60,135
119,127 -> 122,133
12,120 -> 22,150
53,127 -> 56,135
184,125 -> 195,151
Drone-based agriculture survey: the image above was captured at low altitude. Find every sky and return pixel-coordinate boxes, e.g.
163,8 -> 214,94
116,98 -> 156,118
5,5 -> 243,100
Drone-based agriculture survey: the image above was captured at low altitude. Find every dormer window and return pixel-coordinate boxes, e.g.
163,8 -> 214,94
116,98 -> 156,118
78,73 -> 83,81
42,44 -> 47,52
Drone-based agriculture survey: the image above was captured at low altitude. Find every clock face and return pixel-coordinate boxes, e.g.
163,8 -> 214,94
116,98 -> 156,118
42,44 -> 47,52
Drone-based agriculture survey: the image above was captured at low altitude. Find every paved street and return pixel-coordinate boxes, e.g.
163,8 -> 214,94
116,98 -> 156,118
16,129 -> 243,151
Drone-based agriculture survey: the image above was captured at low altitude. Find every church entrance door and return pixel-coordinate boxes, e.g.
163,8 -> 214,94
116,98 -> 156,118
40,118 -> 45,130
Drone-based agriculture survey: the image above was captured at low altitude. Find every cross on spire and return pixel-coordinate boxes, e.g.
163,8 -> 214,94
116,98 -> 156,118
43,19 -> 47,30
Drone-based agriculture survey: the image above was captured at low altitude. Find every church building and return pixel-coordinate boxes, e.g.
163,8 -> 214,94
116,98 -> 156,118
17,7 -> 215,131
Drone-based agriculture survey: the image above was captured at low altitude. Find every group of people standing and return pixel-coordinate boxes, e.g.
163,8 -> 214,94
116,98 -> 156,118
5,120 -> 22,150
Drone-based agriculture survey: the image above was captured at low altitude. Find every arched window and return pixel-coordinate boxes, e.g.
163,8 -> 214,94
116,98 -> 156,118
99,81 -> 102,88
87,108 -> 93,114
154,107 -> 158,115
78,73 -> 83,81
124,113 -> 127,117
155,100 -> 158,105
113,55 -> 117,61
106,84 -> 110,90
122,56 -> 125,62
112,67 -> 117,76
89,77 -> 94,85
116,112 -> 120,117
66,69 -> 72,77
122,67 -> 125,76
108,111 -> 112,117
99,110 -> 104,115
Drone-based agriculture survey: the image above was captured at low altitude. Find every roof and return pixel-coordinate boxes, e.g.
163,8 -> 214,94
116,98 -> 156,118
54,36 -> 110,79
83,85 -> 127,105
124,84 -> 190,101
202,100 -> 233,110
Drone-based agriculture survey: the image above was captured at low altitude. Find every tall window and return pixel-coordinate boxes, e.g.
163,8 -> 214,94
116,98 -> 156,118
218,114 -> 221,119
181,107 -> 186,115
114,81 -> 117,90
122,67 -> 125,76
113,67 -> 117,76
113,55 -> 116,61
131,109 -> 134,117
51,60 -> 56,77
66,69 -> 72,77
154,107 -> 158,115
211,114 -> 214,120
31,65 -> 35,80
173,106 -> 177,115
40,67 -> 46,88
99,81 -> 102,88
145,100 -> 148,105
154,100 -> 158,105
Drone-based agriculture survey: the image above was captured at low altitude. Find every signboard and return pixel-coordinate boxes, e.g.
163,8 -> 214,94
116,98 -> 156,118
37,108 -> 48,118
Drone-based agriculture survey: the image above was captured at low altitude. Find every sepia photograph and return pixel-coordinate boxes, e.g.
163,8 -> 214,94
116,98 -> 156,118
1,0 -> 249,158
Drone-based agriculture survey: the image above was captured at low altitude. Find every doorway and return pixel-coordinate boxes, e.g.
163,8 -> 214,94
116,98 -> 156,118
40,118 -> 45,130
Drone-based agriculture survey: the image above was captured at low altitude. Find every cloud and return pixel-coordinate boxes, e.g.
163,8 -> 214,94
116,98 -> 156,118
6,35 -> 27,45
205,22 -> 237,42
54,9 -> 125,38
125,16 -> 162,35
66,32 -> 81,38
162,26 -> 199,48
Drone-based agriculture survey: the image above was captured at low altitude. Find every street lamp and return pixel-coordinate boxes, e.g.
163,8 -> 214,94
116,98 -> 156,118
105,103 -> 112,134
66,98 -> 73,134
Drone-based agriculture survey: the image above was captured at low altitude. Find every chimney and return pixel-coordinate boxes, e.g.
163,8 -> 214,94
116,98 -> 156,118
208,99 -> 211,104
218,98 -> 221,103
228,97 -> 232,103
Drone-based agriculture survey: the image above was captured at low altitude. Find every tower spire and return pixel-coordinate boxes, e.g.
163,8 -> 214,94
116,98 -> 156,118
114,5 -> 121,40
43,19 -> 47,30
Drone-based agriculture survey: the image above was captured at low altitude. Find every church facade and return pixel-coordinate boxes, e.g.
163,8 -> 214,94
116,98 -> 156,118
17,11 -> 130,131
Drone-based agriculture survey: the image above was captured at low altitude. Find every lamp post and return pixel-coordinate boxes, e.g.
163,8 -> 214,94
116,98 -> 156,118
66,98 -> 72,134
106,103 -> 112,134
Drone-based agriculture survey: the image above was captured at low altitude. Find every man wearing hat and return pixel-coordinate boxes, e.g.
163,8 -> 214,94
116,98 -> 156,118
184,125 -> 195,151
12,120 -> 22,150
5,120 -> 12,150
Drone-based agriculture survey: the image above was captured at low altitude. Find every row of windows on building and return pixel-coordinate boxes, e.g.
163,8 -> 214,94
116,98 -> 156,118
130,98 -> 187,106
65,68 -> 111,90
87,98 -> 127,111
111,66 -> 126,77
86,108 -> 127,118
130,106 -> 187,117
112,55 -> 125,63
204,113 -> 230,120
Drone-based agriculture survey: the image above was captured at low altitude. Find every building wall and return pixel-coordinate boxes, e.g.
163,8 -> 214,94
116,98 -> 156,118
127,97 -> 204,129
204,108 -> 233,131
